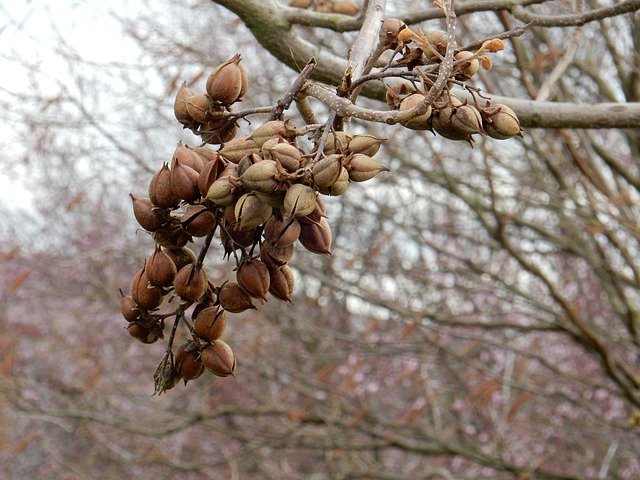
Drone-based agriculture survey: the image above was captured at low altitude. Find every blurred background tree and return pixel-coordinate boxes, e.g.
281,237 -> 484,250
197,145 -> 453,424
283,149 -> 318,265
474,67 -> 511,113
1,0 -> 639,478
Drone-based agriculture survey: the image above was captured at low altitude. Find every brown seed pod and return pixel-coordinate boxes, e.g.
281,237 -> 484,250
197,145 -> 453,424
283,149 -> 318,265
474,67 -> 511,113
149,163 -> 181,209
130,194 -> 167,232
173,82 -> 196,126
164,247 -> 197,272
146,245 -> 177,288
171,159 -> 202,204
422,30 -> 448,60
298,217 -> 332,256
239,160 -> 280,193
172,142 -> 205,173
454,51 -> 480,80
206,174 -> 239,207
483,104 -> 522,139
312,154 -> 343,189
201,340 -> 236,377
319,167 -> 349,196
264,215 -> 301,246
131,263 -> 164,310
345,153 -> 389,182
347,134 -> 386,157
119,289 -> 140,322
174,342 -> 205,383
260,241 -> 295,267
322,131 -> 351,155
185,93 -> 213,124
206,54 -> 248,106
299,195 -> 326,225
236,257 -> 270,301
181,204 -> 216,237
451,104 -> 484,135
399,94 -> 432,130
193,307 -> 227,342
385,82 -> 416,110
331,1 -> 360,16
217,281 -> 256,313
263,141 -> 301,172
234,193 -> 273,231
127,322 -> 164,344
197,154 -> 227,196
283,183 -> 317,218
151,224 -> 191,249
250,120 -> 286,148
193,146 -> 220,164
173,264 -> 208,303
219,135 -> 260,163
268,264 -> 295,302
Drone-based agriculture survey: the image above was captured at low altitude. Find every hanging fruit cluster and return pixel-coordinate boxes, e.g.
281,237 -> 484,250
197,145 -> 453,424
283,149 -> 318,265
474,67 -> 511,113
121,53 -> 389,394
121,13 -> 523,394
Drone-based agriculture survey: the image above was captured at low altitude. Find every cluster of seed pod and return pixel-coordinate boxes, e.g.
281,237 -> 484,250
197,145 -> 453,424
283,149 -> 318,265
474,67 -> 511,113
121,54 -> 389,393
381,19 -> 523,144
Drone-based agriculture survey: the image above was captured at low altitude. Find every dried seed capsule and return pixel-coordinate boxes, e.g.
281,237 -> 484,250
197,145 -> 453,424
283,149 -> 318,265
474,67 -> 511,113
483,104 -> 522,139
455,51 -> 479,80
264,216 -> 301,246
151,225 -> 191,249
322,131 -> 351,155
185,93 -> 212,124
260,241 -> 295,266
181,204 -> 216,237
206,53 -> 248,105
165,247 -> 197,272
193,307 -> 227,342
399,94 -> 432,130
130,194 -> 167,232
318,167 -> 349,196
201,340 -> 236,377
206,173 -> 239,207
451,105 -> 484,135
236,257 -> 270,302
197,155 -> 226,196
170,159 -> 202,203
422,30 -> 448,60
263,141 -> 301,172
219,135 -> 260,163
250,120 -> 286,148
347,134 -> 386,157
146,245 -> 177,288
234,193 -> 273,231
174,342 -> 205,383
312,154 -> 343,189
172,142 -> 205,173
131,263 -> 164,310
331,1 -> 360,15
193,146 -> 220,164
127,322 -> 163,344
149,163 -> 181,209
217,281 -> 256,313
298,217 -> 332,256
119,289 -> 140,322
173,82 -> 196,126
173,264 -> 208,303
346,153 -> 389,182
239,160 -> 280,193
283,183 -> 317,218
268,264 -> 295,302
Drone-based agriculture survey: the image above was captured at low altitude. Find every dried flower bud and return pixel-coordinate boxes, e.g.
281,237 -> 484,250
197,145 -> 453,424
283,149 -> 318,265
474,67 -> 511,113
206,54 -> 248,105
173,264 -> 208,303
193,307 -> 227,342
217,281 -> 256,313
201,340 -> 236,377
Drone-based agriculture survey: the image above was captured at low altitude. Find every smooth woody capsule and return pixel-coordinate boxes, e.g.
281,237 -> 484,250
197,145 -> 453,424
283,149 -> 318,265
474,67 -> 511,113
264,216 -> 301,246
206,174 -> 238,206
165,247 -> 197,272
173,82 -> 196,126
283,184 -> 317,218
399,94 -> 432,131
268,264 -> 295,302
130,194 -> 166,232
239,160 -> 280,193
263,141 -> 301,172
217,281 -> 256,313
454,51 -> 479,80
197,155 -> 226,196
149,163 -> 181,209
322,131 -> 351,155
172,142 -> 205,173
181,204 -> 216,237
451,105 -> 484,135
119,289 -> 140,323
346,154 -> 389,182
193,307 -> 227,342
146,245 -> 177,288
173,264 -> 208,303
127,322 -> 163,344
236,257 -> 270,301
483,104 -> 522,139
347,134 -> 386,157
174,342 -> 205,383
298,217 -> 332,256
131,263 -> 164,310
206,54 -> 248,105
219,135 -> 260,163
312,154 -> 343,189
201,340 -> 236,377
185,93 -> 212,124
234,193 -> 273,231
250,120 -> 286,148
170,159 -> 201,203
